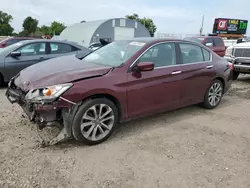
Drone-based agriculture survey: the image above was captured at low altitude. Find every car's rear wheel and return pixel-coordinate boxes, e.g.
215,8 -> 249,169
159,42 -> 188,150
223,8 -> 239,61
203,79 -> 223,109
72,98 -> 118,145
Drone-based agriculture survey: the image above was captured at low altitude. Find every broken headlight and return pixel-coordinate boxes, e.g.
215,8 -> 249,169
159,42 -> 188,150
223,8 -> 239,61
25,83 -> 73,101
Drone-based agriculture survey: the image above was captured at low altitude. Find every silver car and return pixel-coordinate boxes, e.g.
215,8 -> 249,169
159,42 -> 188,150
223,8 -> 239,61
0,39 -> 91,85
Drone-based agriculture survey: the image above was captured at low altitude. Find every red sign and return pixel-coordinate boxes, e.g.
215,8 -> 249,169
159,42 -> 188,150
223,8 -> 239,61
217,19 -> 228,30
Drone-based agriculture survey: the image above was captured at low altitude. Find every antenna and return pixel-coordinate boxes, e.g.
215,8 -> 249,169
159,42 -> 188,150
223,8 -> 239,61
200,15 -> 204,35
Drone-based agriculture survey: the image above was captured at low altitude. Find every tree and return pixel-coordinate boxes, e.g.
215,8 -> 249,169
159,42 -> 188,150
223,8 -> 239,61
18,30 -> 29,37
50,21 -> 66,35
29,29 -> 44,38
126,13 -> 157,37
22,16 -> 38,35
39,25 -> 51,35
0,11 -> 14,36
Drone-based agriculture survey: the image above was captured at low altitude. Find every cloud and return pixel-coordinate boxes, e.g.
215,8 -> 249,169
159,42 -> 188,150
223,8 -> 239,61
1,0 -> 249,35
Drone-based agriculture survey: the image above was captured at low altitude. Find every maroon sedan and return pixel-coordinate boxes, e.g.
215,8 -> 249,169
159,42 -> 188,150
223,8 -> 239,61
6,38 -> 233,145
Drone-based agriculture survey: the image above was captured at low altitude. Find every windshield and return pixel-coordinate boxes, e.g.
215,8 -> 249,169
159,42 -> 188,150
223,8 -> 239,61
184,37 -> 204,43
83,40 -> 146,67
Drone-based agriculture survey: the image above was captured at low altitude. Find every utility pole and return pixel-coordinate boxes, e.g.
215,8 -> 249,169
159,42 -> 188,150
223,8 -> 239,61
200,15 -> 204,36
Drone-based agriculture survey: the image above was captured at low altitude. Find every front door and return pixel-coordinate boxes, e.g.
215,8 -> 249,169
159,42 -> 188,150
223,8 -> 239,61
4,42 -> 48,80
127,42 -> 183,118
178,42 -> 216,105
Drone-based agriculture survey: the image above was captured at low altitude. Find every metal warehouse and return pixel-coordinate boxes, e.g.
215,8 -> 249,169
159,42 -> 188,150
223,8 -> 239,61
59,18 -> 151,47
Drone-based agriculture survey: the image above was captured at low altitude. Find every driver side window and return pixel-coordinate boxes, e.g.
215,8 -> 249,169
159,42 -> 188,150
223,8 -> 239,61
138,43 -> 176,68
16,43 -> 46,56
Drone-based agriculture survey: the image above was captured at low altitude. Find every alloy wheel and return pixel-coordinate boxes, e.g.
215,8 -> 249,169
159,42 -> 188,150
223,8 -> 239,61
208,82 -> 223,106
80,104 -> 115,141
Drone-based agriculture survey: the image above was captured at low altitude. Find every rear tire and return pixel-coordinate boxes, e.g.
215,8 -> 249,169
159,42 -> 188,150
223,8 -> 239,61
233,71 -> 239,80
72,98 -> 118,145
202,79 -> 224,109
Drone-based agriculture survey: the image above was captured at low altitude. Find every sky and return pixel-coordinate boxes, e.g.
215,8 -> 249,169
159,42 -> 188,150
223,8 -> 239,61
1,0 -> 250,35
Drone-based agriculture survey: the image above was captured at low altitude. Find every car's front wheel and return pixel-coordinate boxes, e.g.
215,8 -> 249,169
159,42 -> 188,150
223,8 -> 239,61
203,79 -> 224,109
72,98 -> 118,145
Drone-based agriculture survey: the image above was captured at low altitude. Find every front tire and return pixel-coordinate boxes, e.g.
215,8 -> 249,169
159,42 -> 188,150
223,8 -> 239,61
72,98 -> 118,145
203,79 -> 223,109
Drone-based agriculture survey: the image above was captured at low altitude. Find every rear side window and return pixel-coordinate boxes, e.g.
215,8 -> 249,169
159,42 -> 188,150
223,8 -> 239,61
205,38 -> 214,46
179,43 -> 204,64
6,39 -> 19,46
213,38 -> 224,47
202,48 -> 211,61
50,43 -> 78,54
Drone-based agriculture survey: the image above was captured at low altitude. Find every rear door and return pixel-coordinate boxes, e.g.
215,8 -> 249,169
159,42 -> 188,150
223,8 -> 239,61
46,42 -> 80,60
4,42 -> 49,80
127,42 -> 183,118
178,42 -> 216,106
213,38 -> 226,57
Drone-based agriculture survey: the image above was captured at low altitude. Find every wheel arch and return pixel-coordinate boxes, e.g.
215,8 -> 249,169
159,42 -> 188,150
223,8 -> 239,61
82,93 -> 123,121
214,77 -> 225,90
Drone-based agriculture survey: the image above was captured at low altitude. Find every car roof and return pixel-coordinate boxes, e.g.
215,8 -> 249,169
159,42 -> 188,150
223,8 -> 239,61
119,37 -> 187,44
7,37 -> 36,40
15,39 -> 86,49
185,36 -> 222,39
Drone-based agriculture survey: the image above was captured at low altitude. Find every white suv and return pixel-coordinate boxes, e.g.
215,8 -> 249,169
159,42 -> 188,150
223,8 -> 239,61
224,42 -> 250,80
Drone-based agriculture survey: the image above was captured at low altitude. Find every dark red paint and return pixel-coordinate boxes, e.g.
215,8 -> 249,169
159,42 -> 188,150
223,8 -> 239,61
14,38 -> 233,122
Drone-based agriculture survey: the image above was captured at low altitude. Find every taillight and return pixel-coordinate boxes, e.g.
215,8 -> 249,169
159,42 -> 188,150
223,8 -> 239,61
0,43 -> 6,48
228,62 -> 234,70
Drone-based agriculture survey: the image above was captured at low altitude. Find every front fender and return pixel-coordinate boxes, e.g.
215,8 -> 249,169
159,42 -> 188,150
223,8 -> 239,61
60,82 -> 127,120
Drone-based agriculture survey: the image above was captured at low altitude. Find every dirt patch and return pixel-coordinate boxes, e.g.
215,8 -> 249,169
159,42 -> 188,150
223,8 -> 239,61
0,77 -> 250,188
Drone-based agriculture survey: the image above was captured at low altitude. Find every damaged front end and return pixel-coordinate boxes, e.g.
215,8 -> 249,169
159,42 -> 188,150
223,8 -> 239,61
5,77 -> 78,146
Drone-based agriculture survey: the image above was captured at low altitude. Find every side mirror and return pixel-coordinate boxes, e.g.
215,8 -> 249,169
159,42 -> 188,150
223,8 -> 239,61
10,51 -> 21,58
205,43 -> 213,47
136,62 -> 154,72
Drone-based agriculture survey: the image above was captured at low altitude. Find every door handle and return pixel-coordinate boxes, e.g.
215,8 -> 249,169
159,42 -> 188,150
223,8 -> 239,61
171,70 -> 182,75
206,65 -> 213,69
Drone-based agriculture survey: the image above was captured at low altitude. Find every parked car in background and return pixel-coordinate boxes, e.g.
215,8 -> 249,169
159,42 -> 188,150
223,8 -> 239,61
88,42 -> 103,50
184,36 -> 226,57
236,36 -> 250,44
0,39 -> 91,85
0,37 -> 35,48
88,39 -> 111,50
224,39 -> 237,48
224,42 -> 250,80
6,38 -> 233,146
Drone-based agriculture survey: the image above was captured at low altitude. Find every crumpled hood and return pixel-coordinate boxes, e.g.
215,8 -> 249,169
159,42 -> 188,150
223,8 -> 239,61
14,54 -> 112,91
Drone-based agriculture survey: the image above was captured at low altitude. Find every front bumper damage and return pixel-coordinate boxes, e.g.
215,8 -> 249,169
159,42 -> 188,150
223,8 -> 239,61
5,77 -> 79,146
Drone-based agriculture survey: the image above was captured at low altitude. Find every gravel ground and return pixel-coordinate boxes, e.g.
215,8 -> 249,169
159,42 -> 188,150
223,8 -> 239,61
0,76 -> 250,188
